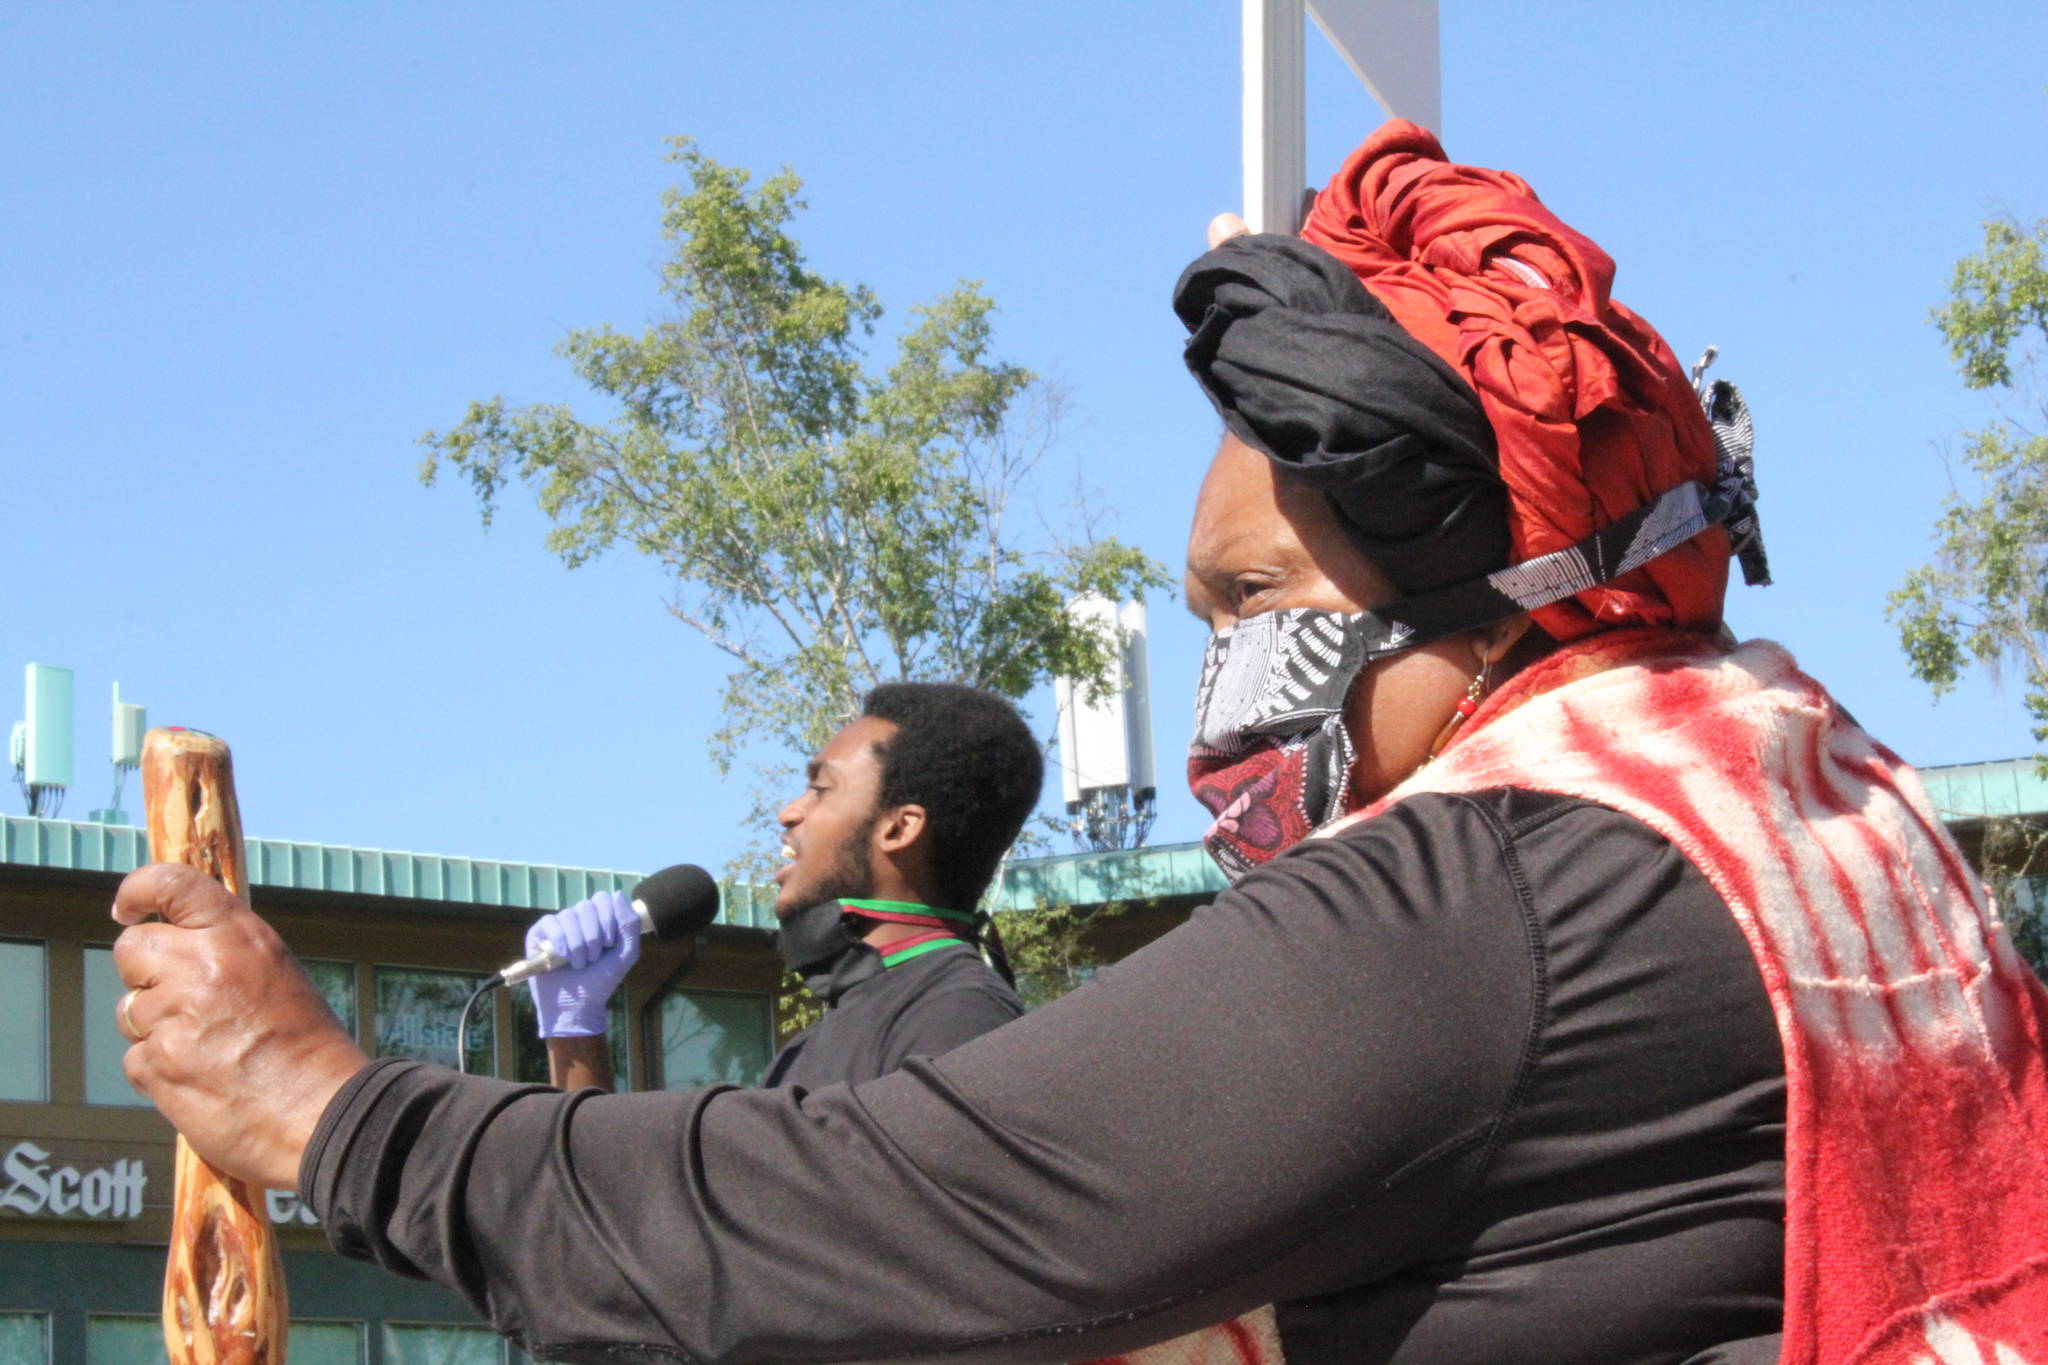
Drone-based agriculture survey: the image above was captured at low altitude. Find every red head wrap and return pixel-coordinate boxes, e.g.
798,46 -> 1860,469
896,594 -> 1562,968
1300,121 -> 1728,641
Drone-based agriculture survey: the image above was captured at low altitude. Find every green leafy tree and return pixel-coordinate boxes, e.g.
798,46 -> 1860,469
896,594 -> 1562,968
996,897 -> 1123,1011
1978,816 -> 2048,976
1889,216 -> 2048,775
422,138 -> 1163,809
421,139 -> 1167,1020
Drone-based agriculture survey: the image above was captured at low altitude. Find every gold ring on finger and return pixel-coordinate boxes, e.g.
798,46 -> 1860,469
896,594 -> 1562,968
117,988 -> 145,1043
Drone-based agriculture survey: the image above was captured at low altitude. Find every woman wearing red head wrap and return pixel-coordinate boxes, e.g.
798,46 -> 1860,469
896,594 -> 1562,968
107,125 -> 2048,1365
1165,123 -> 2048,1364
1301,121 -> 1734,642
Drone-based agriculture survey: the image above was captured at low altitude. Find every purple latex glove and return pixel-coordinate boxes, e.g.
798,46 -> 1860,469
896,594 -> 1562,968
524,890 -> 642,1038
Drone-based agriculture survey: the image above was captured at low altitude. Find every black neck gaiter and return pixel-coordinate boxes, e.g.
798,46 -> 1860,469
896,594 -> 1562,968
775,900 -> 884,1005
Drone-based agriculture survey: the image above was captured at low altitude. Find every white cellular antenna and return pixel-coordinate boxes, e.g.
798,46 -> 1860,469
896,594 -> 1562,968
14,663 -> 74,819
1054,597 -> 1158,851
90,682 -> 147,826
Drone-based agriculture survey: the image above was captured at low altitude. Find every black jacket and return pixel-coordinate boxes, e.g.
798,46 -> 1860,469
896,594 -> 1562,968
763,941 -> 1024,1090
304,790 -> 1786,1363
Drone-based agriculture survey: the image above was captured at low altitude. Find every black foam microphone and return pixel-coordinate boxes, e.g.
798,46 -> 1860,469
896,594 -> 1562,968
486,863 -> 721,988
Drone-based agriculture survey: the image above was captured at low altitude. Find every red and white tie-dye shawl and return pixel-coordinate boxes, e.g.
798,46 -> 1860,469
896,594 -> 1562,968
1105,630 -> 2048,1365
1344,628 -> 2048,1363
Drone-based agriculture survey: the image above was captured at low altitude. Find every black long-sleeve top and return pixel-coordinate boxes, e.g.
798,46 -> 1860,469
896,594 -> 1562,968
303,789 -> 1788,1363
762,942 -> 1025,1090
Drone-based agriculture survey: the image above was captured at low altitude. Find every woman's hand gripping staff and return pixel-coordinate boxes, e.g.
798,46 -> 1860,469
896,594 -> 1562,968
112,730 -> 370,1198
113,860 -> 370,1191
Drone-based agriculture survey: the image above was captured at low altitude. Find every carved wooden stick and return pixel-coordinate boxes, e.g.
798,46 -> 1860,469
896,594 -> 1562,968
142,726 -> 290,1365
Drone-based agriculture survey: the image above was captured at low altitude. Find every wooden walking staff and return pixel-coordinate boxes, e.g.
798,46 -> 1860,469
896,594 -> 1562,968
142,726 -> 291,1365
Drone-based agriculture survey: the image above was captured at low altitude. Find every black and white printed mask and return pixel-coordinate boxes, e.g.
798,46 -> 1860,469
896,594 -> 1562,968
1184,379 -> 1768,879
1191,609 -> 1370,761
1187,609 -> 1370,878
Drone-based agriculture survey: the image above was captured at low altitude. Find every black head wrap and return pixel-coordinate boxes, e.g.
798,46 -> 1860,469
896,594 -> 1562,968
1173,234 -> 1507,592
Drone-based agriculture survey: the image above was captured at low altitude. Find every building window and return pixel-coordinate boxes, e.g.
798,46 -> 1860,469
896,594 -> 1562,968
510,991 -> 628,1090
382,1321 -> 505,1364
656,989 -> 772,1089
0,940 -> 47,1102
288,1320 -> 365,1364
82,946 -> 149,1106
374,967 -> 493,1074
84,1314 -> 161,1364
301,959 -> 358,1039
0,1313 -> 48,1365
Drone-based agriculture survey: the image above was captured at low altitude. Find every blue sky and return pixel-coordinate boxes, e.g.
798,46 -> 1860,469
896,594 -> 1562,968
4,3 -> 2044,879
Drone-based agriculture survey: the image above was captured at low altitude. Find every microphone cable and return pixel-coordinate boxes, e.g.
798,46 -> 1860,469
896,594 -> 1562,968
456,979 -> 495,1076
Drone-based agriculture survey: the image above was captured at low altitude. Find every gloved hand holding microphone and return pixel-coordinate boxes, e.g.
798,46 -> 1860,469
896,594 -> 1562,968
505,864 -> 721,1059
524,890 -> 644,1038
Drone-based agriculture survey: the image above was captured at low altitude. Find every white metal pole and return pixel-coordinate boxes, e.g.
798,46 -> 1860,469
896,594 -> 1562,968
1242,0 -> 1306,235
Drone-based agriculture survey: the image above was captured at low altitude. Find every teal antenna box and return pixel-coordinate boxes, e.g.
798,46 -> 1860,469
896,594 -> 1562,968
112,682 -> 145,769
23,663 -> 74,790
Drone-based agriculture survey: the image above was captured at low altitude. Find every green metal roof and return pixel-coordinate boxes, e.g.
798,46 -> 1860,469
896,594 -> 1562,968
1915,758 -> 2048,823
997,840 -> 1224,910
0,812 -> 1214,926
0,814 -> 776,931
0,812 -> 1195,925
4,753 -> 2037,928
995,756 -> 2042,909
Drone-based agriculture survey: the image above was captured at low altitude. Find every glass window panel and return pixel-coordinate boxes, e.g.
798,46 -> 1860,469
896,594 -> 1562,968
287,1321 -> 364,1365
85,1315 -> 164,1365
87,1316 -> 359,1365
83,946 -> 150,1106
381,1322 -> 503,1365
301,959 -> 358,1039
657,990 -> 772,1089
0,940 -> 47,1102
510,990 -> 629,1090
375,967 -> 492,1074
0,1313 -> 48,1365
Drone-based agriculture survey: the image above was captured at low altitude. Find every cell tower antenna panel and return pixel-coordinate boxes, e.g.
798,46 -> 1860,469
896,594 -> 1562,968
23,663 -> 74,790
1118,601 -> 1158,799
1053,672 -> 1087,808
90,681 -> 148,825
112,682 -> 146,769
1053,596 -> 1159,852
16,663 -> 74,818
1055,596 -> 1132,797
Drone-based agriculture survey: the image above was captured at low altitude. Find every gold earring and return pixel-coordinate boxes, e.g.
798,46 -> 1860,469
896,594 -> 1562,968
1426,661 -> 1491,760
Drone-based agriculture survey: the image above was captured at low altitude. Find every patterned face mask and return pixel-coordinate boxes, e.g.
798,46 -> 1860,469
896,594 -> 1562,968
1188,610 -> 1370,881
1185,377 -> 1769,881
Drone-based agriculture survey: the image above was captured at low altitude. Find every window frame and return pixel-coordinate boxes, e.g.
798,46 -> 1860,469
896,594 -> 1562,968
650,985 -> 774,1091
83,1311 -> 165,1364
370,962 -> 497,1077
79,944 -> 151,1108
379,1317 -> 515,1365
296,957 -> 360,1043
0,937 -> 50,1105
0,1310 -> 50,1365
283,1316 -> 368,1365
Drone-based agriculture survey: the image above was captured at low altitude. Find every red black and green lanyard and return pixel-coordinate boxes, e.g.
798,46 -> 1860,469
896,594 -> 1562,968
839,898 -> 980,969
